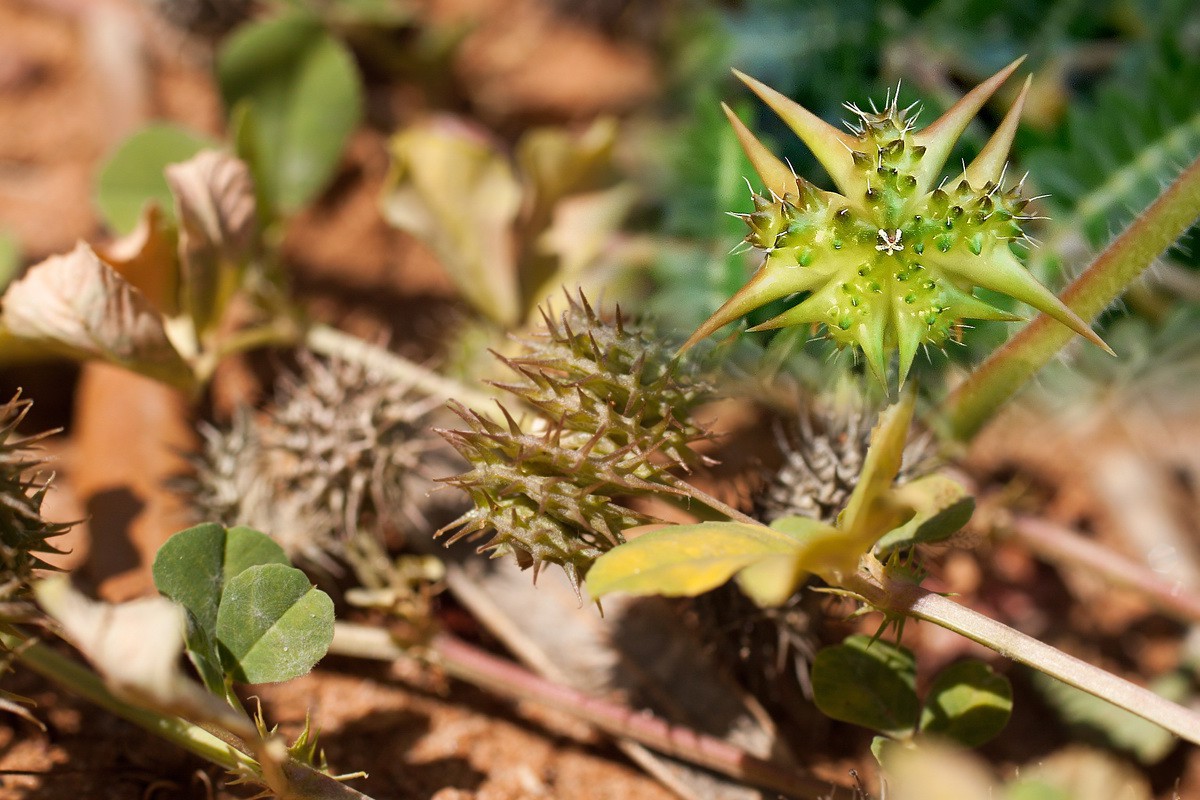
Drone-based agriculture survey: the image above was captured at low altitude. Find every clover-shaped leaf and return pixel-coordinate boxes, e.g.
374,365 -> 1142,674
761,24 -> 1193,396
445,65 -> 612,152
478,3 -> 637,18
152,524 -> 331,687
216,563 -> 334,684
919,660 -> 1012,747
812,635 -> 919,738
153,523 -> 288,635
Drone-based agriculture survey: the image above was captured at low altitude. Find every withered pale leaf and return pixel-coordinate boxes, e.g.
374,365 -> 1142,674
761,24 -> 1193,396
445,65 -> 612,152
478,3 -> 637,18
1,242 -> 193,389
518,118 -> 617,214
382,120 -> 521,327
531,184 -> 635,308
94,203 -> 180,317
165,150 -> 257,336
880,740 -> 994,800
35,577 -> 250,735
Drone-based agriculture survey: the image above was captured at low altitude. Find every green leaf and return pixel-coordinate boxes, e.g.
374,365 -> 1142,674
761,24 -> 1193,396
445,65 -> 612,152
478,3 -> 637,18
919,660 -> 1012,747
586,522 -> 803,601
875,475 -> 976,555
215,563 -> 335,684
812,634 -> 919,737
217,12 -> 363,213
152,523 -> 289,635
0,230 -> 19,292
95,124 -> 214,235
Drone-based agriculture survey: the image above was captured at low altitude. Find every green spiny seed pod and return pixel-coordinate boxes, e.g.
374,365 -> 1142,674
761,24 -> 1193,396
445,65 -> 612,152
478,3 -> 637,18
0,392 -> 69,607
437,405 -> 661,592
437,294 -> 713,593
181,352 -> 439,568
497,293 -> 714,471
682,59 -> 1112,385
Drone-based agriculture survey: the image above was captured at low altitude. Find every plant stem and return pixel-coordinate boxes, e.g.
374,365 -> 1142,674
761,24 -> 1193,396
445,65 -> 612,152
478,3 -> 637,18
942,154 -> 1200,440
0,630 -> 260,777
665,475 -> 760,525
1006,514 -> 1200,626
304,323 -> 499,415
329,623 -> 842,799
4,627 -> 374,799
844,571 -> 1200,745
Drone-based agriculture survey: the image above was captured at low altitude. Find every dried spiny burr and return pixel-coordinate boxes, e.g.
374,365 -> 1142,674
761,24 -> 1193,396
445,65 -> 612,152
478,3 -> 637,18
181,352 -> 440,568
756,395 -> 934,524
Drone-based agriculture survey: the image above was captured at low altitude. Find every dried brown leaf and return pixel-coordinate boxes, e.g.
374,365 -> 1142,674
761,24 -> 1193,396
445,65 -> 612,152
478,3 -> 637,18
165,149 -> 257,335
35,577 -> 249,735
95,202 -> 180,317
1,243 -> 193,389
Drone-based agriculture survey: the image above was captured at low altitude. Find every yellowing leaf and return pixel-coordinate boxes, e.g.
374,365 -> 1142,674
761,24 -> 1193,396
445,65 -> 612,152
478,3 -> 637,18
382,120 -> 521,326
734,552 -> 810,607
517,118 -> 617,213
838,388 -> 917,546
587,522 -> 803,600
1,243 -> 193,389
880,740 -> 995,800
530,185 -> 636,312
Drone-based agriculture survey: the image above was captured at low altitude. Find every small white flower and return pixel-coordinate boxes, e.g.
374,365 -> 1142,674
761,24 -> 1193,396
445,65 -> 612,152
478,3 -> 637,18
876,228 -> 904,255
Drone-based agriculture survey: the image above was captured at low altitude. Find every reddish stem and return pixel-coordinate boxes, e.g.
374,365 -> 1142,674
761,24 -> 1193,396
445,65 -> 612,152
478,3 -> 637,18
330,623 -> 844,799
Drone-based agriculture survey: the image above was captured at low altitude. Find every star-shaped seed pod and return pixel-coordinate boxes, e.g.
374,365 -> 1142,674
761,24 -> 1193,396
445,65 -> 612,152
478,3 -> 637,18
681,58 -> 1112,385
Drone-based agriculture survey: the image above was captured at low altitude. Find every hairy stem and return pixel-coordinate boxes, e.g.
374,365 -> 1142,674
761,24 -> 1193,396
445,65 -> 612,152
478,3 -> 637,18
942,154 -> 1200,440
844,571 -> 1200,745
329,623 -> 843,799
304,323 -> 499,415
0,630 -> 260,777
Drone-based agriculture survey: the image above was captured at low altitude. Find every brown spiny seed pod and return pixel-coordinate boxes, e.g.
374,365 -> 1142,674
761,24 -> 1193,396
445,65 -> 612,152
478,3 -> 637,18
437,404 -> 664,593
756,394 -> 934,525
180,352 -> 439,568
0,391 -> 69,609
436,294 -> 713,594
